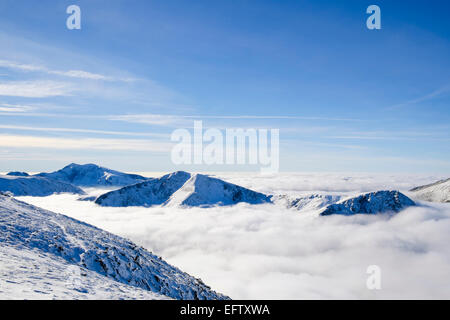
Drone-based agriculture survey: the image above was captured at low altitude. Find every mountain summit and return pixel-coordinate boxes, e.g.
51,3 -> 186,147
320,190 -> 415,216
410,178 -> 450,203
36,163 -> 148,187
95,171 -> 271,207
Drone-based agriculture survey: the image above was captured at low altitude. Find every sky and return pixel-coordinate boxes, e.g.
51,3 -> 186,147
0,0 -> 449,173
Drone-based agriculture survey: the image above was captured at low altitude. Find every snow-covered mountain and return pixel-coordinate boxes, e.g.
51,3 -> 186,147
410,178 -> 450,203
320,190 -> 415,216
95,171 -> 190,207
95,171 -> 271,207
0,175 -> 85,196
6,171 -> 29,177
36,163 -> 148,187
0,193 -> 229,300
0,246 -> 170,300
273,194 -> 342,211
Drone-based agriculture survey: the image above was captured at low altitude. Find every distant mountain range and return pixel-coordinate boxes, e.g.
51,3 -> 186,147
0,163 -> 149,197
0,163 -> 421,216
0,193 -> 229,300
95,171 -> 271,207
410,178 -> 450,203
36,163 -> 148,187
0,174 -> 85,196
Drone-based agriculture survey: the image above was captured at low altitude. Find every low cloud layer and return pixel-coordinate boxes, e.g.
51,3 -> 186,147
19,173 -> 450,299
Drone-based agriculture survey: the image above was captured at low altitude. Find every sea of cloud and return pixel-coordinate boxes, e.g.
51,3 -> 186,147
18,173 -> 450,299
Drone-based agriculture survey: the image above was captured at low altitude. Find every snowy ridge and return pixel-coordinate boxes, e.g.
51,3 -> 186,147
0,246 -> 170,300
0,194 -> 229,300
410,178 -> 450,203
36,163 -> 148,187
320,190 -> 415,216
165,173 -> 271,207
6,171 -> 29,177
95,171 -> 271,207
273,194 -> 342,212
95,171 -> 191,207
0,175 -> 85,196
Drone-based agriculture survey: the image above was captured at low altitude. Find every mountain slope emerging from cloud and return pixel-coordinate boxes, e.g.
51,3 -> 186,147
320,190 -> 415,216
36,163 -> 148,187
410,178 -> 450,203
0,175 -> 85,196
95,171 -> 271,207
0,194 -> 228,300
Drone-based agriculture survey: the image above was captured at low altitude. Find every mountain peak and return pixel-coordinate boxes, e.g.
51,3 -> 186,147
36,163 -> 148,187
320,190 -> 415,216
95,171 -> 271,208
410,178 -> 450,203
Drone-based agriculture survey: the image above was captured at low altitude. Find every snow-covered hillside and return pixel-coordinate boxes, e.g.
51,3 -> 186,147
165,173 -> 271,207
273,194 -> 342,211
36,163 -> 148,187
0,194 -> 229,300
95,171 -> 271,207
0,175 -> 85,196
410,178 -> 450,203
0,246 -> 170,300
320,190 -> 415,216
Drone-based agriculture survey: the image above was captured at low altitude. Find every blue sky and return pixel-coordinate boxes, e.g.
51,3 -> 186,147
0,0 -> 449,173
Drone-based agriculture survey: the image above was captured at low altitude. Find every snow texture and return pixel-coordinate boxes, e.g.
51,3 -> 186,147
0,246 -> 170,300
320,190 -> 415,216
0,174 -> 85,196
0,194 -> 229,300
273,194 -> 342,211
410,178 -> 450,203
36,163 -> 148,187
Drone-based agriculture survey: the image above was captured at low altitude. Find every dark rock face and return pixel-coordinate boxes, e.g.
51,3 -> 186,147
320,190 -> 415,216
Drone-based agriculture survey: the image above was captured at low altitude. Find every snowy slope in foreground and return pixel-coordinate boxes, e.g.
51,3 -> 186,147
410,178 -> 450,203
0,246 -> 169,300
0,175 -> 85,196
36,163 -> 148,187
0,194 -> 229,300
320,190 -> 415,216
95,171 -> 271,207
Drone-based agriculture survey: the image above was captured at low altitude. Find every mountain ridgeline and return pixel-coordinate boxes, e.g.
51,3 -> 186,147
36,163 -> 148,187
95,171 -> 272,207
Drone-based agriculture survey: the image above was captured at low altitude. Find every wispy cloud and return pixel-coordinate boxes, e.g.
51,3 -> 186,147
0,80 -> 72,98
389,84 -> 450,109
0,124 -> 168,138
0,103 -> 35,112
0,60 -> 134,82
109,113 -> 361,127
0,134 -> 172,152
